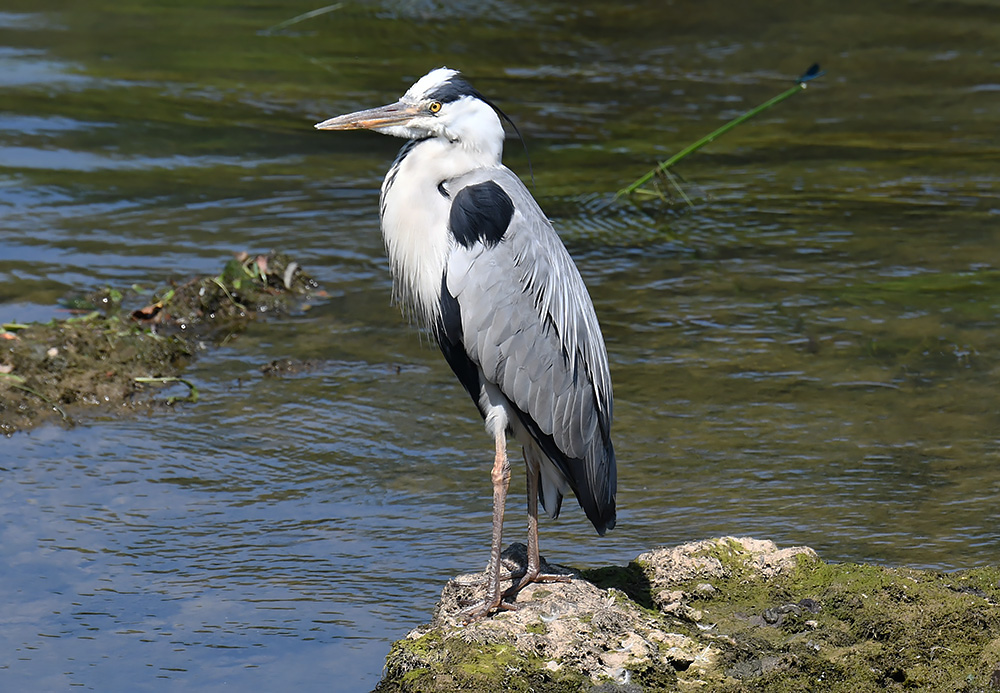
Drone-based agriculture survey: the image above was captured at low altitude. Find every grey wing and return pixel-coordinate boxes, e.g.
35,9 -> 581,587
445,167 -> 616,533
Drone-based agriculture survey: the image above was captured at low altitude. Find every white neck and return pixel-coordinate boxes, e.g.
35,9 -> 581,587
378,107 -> 505,329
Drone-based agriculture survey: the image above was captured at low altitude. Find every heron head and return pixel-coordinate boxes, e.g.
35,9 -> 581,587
315,68 -> 506,158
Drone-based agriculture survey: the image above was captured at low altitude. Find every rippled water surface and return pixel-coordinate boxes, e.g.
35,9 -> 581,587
2,1 -> 1000,690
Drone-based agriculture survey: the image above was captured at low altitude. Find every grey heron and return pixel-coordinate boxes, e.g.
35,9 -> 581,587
315,68 -> 616,618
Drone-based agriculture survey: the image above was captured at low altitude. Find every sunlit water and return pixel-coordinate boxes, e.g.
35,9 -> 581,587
2,1 -> 1000,690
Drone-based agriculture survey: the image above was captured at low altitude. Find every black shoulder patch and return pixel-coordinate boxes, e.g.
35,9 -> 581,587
448,181 -> 514,250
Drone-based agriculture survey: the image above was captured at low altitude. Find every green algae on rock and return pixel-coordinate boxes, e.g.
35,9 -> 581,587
0,251 -> 320,436
375,537 -> 1000,692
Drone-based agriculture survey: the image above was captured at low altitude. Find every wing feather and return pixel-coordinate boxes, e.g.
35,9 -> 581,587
444,167 -> 616,533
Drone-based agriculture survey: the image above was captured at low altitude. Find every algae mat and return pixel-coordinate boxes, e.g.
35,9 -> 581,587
0,252 -> 320,435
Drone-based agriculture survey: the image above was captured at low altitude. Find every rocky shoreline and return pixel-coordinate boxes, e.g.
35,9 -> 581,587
375,537 -> 1000,692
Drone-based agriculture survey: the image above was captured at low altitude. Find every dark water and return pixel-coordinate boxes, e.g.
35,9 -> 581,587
3,0 -> 1000,690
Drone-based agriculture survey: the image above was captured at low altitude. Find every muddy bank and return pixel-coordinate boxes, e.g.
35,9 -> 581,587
375,537 -> 1000,692
0,251 -> 320,436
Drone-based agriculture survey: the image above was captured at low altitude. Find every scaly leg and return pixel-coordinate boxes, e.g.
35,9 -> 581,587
461,428 -> 514,621
503,450 -> 571,600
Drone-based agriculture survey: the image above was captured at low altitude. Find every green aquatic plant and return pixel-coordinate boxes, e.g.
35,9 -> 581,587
618,64 -> 825,201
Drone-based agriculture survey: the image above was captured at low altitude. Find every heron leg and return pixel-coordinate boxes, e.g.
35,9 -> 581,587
502,451 -> 571,600
461,428 -> 515,621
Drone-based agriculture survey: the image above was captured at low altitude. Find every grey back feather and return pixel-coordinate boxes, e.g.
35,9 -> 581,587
445,167 -> 615,519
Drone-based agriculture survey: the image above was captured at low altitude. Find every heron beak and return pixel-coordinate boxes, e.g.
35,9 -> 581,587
314,101 -> 420,131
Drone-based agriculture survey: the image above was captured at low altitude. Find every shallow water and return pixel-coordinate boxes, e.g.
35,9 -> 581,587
2,0 -> 1000,690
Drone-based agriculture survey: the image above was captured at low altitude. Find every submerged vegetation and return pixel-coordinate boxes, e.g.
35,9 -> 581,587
0,251 -> 320,435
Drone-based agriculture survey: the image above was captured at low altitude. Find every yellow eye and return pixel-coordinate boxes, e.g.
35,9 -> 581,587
428,101 -> 442,114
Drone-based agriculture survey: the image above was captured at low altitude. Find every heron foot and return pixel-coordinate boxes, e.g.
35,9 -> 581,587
457,570 -> 572,621
458,594 -> 517,623
447,544 -> 575,621
503,569 -> 572,600
451,569 -> 520,587
526,571 -> 573,585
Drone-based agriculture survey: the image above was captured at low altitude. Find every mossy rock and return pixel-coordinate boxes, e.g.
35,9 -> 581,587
376,537 -> 1000,692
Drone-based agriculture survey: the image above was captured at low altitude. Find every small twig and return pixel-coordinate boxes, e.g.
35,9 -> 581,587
211,277 -> 248,311
135,376 -> 200,404
617,63 -> 825,198
65,311 -> 101,324
1,373 -> 70,420
262,3 -> 343,35
660,168 -> 695,208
